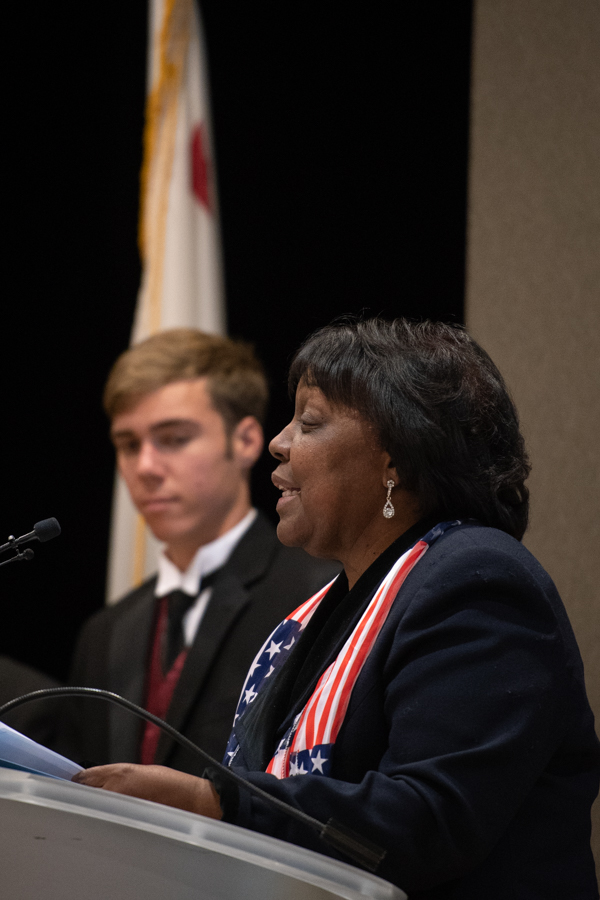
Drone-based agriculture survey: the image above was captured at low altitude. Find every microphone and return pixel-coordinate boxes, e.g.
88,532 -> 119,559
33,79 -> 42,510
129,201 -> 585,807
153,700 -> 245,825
9,517 -> 61,547
0,517 -> 61,568
0,687 -> 385,872
33,518 -> 62,543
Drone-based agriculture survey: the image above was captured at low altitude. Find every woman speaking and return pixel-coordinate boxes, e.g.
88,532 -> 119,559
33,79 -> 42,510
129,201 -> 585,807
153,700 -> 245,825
75,319 -> 599,898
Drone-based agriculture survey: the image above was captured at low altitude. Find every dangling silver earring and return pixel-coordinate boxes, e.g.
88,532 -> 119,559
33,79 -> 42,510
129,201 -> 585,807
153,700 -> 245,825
383,480 -> 395,519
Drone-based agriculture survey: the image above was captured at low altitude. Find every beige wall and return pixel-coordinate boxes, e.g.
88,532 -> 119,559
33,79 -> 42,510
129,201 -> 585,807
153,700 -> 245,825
466,0 -> 600,862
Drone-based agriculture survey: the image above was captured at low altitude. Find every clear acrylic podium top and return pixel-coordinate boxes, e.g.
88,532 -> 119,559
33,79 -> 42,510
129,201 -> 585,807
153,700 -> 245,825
0,768 -> 406,900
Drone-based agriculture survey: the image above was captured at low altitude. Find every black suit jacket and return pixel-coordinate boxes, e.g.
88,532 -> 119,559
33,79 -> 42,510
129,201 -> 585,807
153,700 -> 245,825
63,513 -> 339,772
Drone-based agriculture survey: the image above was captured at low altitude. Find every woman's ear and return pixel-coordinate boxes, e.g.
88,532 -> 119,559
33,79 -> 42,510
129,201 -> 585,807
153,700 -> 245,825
381,455 -> 399,489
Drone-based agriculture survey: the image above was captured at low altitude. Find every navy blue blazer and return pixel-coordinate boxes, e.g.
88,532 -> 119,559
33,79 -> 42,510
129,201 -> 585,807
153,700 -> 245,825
224,523 -> 599,898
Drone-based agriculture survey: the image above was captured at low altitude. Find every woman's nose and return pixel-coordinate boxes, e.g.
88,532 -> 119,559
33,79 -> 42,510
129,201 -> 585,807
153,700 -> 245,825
269,422 -> 292,461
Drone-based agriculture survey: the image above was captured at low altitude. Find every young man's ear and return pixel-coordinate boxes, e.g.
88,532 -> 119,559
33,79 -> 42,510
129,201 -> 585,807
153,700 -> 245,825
232,416 -> 264,470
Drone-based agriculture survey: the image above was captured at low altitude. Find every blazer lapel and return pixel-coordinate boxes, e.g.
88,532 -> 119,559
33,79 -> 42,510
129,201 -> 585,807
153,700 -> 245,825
107,581 -> 156,763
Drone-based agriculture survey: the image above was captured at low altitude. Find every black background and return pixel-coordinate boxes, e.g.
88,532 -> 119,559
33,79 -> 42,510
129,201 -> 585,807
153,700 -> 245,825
0,1 -> 472,680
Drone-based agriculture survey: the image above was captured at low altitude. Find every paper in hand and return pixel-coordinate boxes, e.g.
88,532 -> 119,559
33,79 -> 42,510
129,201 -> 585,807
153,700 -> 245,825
0,721 -> 82,780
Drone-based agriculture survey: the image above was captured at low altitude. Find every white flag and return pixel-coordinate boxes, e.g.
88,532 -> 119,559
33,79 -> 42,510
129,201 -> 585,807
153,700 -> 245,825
107,0 -> 225,603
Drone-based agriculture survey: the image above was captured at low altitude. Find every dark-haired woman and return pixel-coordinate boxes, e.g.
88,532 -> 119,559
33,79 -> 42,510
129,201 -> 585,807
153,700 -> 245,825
75,320 -> 599,899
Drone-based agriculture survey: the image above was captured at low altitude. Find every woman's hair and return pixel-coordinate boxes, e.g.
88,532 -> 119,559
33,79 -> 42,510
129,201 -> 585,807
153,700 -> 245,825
289,318 -> 530,540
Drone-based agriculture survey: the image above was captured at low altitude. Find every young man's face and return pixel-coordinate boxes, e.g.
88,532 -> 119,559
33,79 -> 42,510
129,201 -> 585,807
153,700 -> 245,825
110,378 -> 263,569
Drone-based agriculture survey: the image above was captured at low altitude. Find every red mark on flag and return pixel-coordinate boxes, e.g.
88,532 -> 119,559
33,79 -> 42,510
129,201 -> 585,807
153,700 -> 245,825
191,123 -> 211,211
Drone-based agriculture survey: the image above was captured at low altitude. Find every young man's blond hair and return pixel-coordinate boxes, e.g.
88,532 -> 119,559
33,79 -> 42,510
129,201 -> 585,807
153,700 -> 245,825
103,328 -> 268,432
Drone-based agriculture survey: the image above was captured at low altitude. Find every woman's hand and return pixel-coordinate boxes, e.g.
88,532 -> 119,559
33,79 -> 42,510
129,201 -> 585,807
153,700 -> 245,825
72,764 -> 223,819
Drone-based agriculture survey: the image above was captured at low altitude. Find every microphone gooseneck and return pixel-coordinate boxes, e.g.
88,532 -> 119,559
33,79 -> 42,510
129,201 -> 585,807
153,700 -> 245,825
0,687 -> 386,873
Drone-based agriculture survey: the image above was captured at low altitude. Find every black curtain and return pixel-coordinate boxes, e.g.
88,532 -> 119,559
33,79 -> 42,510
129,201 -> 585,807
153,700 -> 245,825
0,2 -> 472,680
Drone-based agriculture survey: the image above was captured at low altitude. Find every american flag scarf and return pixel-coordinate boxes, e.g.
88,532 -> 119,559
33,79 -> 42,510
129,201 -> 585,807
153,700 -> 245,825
225,521 -> 460,779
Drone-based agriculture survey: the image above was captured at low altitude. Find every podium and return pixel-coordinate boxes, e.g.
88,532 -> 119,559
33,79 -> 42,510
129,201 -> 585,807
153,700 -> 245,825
0,769 -> 406,899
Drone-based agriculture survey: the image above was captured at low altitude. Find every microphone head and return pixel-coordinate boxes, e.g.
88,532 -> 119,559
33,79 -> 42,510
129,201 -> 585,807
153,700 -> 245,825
33,518 -> 61,543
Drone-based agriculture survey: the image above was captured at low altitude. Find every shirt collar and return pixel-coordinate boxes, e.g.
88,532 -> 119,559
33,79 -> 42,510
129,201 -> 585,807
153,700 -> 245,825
154,509 -> 257,598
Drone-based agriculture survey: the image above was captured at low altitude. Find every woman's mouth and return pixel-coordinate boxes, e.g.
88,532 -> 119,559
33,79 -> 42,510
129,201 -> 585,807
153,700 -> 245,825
276,487 -> 301,511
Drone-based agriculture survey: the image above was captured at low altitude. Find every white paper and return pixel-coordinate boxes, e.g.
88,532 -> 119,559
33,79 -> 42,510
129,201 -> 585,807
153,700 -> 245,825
0,722 -> 82,780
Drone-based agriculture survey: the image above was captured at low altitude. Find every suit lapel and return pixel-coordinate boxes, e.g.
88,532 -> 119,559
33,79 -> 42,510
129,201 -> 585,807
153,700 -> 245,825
153,514 -> 278,764
107,580 -> 156,762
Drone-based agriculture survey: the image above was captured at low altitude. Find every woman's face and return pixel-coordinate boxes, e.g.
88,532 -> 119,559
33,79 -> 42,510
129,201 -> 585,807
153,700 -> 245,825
269,382 -> 408,573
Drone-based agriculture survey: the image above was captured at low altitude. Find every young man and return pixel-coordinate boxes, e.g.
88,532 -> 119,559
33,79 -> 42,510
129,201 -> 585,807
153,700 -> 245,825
64,329 -> 338,773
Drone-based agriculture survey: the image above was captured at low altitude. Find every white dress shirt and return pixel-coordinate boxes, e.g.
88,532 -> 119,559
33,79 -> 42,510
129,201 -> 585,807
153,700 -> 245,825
154,509 -> 257,647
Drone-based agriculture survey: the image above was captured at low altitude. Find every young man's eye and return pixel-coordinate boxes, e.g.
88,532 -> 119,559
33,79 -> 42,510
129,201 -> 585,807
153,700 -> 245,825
154,433 -> 192,450
116,440 -> 140,456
